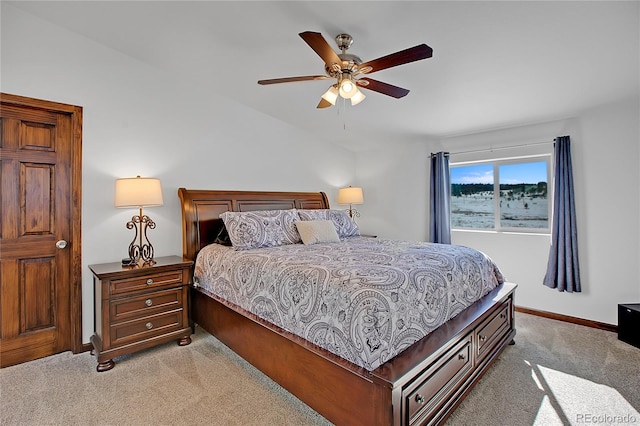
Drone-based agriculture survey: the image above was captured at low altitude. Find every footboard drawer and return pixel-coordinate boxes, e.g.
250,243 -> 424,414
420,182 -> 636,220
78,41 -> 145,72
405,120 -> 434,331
476,299 -> 511,361
404,333 -> 473,425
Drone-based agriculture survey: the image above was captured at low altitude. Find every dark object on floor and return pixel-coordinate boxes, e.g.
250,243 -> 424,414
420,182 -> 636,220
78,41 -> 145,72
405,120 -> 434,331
618,303 -> 640,349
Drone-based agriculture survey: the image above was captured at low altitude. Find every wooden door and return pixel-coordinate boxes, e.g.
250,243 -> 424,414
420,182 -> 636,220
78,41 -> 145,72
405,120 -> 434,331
0,93 -> 83,367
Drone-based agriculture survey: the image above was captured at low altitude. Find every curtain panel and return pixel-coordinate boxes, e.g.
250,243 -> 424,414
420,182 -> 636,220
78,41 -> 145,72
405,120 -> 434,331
543,135 -> 581,292
429,152 -> 451,244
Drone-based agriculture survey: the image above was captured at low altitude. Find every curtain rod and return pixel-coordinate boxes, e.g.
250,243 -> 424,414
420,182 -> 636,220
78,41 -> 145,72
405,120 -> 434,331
442,140 -> 555,157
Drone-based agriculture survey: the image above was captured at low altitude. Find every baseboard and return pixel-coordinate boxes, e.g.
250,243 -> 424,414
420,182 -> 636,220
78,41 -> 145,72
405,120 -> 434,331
515,306 -> 617,333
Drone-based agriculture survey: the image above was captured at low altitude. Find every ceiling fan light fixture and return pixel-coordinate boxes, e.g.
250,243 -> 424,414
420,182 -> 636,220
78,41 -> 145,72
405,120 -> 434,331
257,32 -> 432,108
350,89 -> 366,106
321,85 -> 339,105
339,77 -> 358,99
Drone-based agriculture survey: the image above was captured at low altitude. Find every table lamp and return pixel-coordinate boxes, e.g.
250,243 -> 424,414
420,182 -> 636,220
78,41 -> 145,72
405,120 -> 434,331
114,176 -> 163,265
337,186 -> 364,218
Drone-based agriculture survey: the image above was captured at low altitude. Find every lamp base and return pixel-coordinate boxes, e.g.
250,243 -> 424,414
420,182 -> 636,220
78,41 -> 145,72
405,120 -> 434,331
125,211 -> 156,265
347,206 -> 360,219
127,254 -> 156,267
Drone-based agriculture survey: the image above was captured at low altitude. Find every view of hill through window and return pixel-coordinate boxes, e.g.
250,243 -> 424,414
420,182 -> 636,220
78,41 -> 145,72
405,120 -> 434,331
451,160 -> 549,230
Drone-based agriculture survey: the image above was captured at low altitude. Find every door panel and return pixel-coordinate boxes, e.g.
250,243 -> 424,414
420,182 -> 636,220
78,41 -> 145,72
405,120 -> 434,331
20,121 -> 56,151
0,94 -> 81,367
21,162 -> 55,236
20,257 -> 56,332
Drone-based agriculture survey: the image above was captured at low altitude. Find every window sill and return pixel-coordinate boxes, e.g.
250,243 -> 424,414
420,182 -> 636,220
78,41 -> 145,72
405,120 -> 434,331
452,229 -> 551,237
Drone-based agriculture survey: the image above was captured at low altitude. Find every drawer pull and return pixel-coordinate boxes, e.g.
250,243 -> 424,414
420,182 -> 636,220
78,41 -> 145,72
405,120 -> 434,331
500,312 -> 507,319
146,278 -> 153,285
145,299 -> 153,307
479,335 -> 487,342
415,394 -> 425,405
458,353 -> 466,361
145,322 -> 153,330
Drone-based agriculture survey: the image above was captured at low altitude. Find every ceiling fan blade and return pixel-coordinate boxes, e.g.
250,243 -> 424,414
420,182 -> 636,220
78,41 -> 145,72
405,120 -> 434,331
299,31 -> 342,67
258,75 -> 330,85
316,98 -> 333,109
357,78 -> 410,98
359,44 -> 433,74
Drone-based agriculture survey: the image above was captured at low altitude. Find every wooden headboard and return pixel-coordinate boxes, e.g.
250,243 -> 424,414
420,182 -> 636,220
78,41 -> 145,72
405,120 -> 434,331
178,188 -> 330,261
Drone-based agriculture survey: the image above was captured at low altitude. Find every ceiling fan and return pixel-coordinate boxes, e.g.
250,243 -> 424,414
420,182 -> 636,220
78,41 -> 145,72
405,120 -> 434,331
257,31 -> 433,108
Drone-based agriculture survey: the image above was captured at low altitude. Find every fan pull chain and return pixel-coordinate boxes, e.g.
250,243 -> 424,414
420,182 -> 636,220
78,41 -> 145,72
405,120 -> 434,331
341,96 -> 347,130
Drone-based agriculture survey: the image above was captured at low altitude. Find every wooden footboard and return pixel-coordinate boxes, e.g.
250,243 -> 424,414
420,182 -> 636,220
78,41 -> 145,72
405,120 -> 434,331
191,282 -> 516,426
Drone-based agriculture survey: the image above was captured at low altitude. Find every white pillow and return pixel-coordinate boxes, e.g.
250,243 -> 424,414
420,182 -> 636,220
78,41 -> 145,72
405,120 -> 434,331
294,220 -> 340,245
297,209 -> 360,238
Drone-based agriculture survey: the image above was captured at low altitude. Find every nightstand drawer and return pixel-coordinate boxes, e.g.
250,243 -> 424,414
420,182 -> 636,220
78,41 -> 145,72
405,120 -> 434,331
110,288 -> 183,323
110,270 -> 183,296
110,309 -> 184,346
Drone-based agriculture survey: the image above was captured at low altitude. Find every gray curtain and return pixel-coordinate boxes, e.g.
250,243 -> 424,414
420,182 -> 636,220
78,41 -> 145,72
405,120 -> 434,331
543,136 -> 581,292
429,152 -> 451,244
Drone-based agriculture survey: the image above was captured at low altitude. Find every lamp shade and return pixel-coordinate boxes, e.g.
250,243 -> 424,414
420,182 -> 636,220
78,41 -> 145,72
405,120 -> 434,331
350,89 -> 366,106
339,77 -> 358,99
337,186 -> 364,205
114,176 -> 164,208
321,86 -> 339,105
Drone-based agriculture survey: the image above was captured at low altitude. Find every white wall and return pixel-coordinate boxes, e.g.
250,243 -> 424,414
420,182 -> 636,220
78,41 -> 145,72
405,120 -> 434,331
355,138 -> 434,241
2,4 -> 357,343
357,98 -> 640,325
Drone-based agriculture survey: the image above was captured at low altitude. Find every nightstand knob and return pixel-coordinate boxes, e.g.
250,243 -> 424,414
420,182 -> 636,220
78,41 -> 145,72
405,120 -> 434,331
479,335 -> 487,342
146,278 -> 153,285
145,299 -> 153,307
415,394 -> 425,405
145,322 -> 153,330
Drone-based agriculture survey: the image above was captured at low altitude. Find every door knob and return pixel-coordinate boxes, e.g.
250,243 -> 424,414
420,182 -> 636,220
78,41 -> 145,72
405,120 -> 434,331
56,240 -> 68,249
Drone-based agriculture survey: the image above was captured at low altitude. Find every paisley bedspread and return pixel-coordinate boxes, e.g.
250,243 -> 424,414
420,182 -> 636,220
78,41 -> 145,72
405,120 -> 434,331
194,236 -> 504,371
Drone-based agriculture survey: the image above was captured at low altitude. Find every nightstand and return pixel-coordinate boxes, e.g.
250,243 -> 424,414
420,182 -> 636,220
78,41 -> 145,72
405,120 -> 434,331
89,256 -> 193,372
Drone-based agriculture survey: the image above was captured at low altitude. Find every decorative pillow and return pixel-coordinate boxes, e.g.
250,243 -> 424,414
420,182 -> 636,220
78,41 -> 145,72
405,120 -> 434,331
219,209 -> 301,250
297,209 -> 360,238
294,220 -> 340,245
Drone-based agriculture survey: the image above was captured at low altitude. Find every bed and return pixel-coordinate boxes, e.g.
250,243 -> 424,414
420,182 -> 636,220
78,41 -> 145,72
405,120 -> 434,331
179,188 -> 516,426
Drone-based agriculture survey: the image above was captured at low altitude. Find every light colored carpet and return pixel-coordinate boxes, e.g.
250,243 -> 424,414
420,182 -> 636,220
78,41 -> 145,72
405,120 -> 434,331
446,312 -> 640,425
1,312 -> 638,425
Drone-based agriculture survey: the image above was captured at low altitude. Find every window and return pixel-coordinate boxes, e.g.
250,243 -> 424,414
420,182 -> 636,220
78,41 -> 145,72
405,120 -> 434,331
450,157 -> 551,232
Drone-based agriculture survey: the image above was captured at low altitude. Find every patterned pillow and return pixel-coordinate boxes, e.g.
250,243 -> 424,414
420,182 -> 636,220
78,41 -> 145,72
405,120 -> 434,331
219,209 -> 301,250
297,209 -> 360,238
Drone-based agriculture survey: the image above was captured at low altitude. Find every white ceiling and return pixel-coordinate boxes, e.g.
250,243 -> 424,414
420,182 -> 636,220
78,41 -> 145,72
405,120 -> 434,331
9,1 -> 639,151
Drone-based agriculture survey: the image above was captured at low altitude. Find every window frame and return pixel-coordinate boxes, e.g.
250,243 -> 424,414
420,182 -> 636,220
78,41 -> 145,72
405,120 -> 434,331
450,154 -> 553,234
